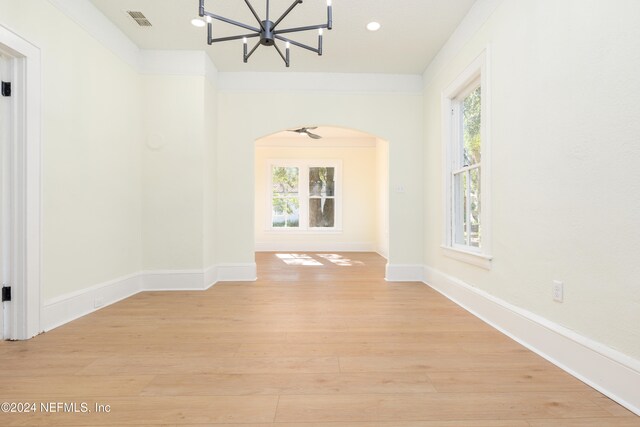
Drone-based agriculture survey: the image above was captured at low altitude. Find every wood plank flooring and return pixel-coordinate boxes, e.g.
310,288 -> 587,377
0,252 -> 637,426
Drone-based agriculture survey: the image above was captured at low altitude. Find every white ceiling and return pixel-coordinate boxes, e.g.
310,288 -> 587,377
89,0 -> 476,74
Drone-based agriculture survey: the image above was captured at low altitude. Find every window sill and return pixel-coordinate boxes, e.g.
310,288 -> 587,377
266,229 -> 343,235
441,245 -> 492,270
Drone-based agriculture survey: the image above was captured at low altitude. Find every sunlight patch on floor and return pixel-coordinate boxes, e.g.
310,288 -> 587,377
276,253 -> 323,266
317,253 -> 365,266
275,253 -> 366,267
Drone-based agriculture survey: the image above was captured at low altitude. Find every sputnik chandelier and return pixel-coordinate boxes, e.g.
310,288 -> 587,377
197,0 -> 333,67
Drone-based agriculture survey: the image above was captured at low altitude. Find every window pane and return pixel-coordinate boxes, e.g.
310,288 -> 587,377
272,166 -> 299,196
309,198 -> 335,228
463,86 -> 481,166
469,167 -> 481,248
453,172 -> 466,245
272,197 -> 299,228
309,167 -> 335,197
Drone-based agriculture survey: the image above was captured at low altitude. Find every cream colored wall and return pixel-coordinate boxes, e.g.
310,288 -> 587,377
0,0 -> 143,300
254,140 -> 378,251
375,139 -> 389,258
0,1 -> 220,300
423,0 -> 640,359
217,88 -> 423,265
203,79 -> 218,268
142,75 -> 208,270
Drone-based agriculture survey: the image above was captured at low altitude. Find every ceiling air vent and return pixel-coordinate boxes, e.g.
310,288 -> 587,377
126,11 -> 152,27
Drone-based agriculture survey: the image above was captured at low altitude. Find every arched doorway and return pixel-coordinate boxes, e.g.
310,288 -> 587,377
253,125 -> 388,278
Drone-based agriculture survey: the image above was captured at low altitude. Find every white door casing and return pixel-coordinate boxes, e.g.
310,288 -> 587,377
0,25 -> 42,340
0,52 -> 9,339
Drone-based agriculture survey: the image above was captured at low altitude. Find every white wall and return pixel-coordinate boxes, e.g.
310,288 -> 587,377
203,79 -> 218,269
0,0 -> 143,300
142,75 -> 206,270
0,1 -> 220,306
217,77 -> 423,267
376,138 -> 389,258
254,139 -> 378,252
423,0 -> 640,360
3,0 -> 637,411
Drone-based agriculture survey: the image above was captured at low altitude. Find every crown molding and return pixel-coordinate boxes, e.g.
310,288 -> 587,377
47,0 -> 219,84
217,72 -> 424,94
140,50 -> 218,87
48,0 -> 140,70
422,0 -> 503,87
47,0 -> 424,94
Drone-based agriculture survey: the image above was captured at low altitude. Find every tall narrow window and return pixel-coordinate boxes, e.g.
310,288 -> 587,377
453,86 -> 481,248
309,167 -> 335,228
271,166 -> 300,228
442,49 -> 491,268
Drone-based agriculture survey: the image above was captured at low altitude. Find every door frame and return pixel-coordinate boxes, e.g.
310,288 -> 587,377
0,52 -> 6,339
0,24 -> 42,340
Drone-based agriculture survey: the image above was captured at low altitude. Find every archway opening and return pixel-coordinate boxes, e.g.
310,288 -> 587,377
253,125 -> 389,278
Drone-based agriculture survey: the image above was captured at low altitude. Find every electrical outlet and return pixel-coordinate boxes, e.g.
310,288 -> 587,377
94,296 -> 104,308
552,280 -> 563,303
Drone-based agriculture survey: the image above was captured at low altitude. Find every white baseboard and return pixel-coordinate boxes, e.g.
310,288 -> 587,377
42,265 -> 222,332
254,242 -> 375,252
42,260 -> 640,416
217,263 -> 257,282
204,265 -> 218,288
43,273 -> 143,331
375,245 -> 389,260
385,264 -> 424,282
423,265 -> 640,416
142,269 -> 211,291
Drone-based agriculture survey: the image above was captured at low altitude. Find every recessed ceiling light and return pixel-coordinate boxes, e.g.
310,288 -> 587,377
366,21 -> 381,32
191,18 -> 206,28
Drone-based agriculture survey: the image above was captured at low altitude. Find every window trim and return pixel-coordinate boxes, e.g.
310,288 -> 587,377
266,159 -> 343,232
441,47 -> 492,268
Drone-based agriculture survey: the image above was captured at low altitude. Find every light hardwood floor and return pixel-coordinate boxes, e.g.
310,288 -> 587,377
1,252 -> 638,426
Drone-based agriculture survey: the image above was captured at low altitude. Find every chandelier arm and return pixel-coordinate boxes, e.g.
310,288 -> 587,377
203,11 -> 261,33
275,24 -> 328,35
197,0 -> 331,66
274,35 -> 319,54
273,43 -> 289,67
244,40 -> 261,62
273,0 -> 303,29
243,0 -> 266,31
210,33 -> 260,44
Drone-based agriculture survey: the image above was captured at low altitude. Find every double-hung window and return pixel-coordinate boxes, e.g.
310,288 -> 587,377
452,85 -> 482,248
442,49 -> 492,268
271,166 -> 300,228
269,161 -> 341,231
